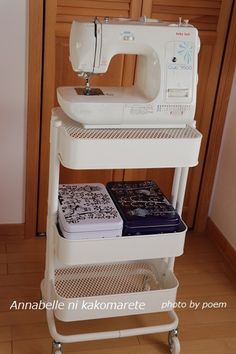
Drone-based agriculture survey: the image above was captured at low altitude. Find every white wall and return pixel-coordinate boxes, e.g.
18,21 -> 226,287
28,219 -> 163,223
209,69 -> 236,250
0,1 -> 28,224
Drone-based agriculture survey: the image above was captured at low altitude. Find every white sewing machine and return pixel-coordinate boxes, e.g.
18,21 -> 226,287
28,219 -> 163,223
57,17 -> 200,128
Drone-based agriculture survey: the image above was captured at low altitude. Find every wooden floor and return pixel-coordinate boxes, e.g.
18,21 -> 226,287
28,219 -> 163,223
0,231 -> 235,354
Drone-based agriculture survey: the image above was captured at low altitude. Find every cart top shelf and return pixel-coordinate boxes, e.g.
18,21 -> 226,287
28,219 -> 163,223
53,108 -> 202,170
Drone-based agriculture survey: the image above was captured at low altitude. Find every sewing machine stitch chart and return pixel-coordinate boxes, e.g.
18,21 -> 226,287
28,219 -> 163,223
41,17 -> 202,354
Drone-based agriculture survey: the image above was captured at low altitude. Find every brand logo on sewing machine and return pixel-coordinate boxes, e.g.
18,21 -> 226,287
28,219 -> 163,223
121,31 -> 135,41
176,31 -> 191,36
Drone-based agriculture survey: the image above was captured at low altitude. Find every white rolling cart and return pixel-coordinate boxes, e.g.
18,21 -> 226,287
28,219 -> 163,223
41,107 -> 202,354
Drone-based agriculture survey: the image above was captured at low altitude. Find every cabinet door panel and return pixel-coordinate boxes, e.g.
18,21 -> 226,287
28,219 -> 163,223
37,0 -> 142,232
37,0 -> 233,232
140,0 -> 233,226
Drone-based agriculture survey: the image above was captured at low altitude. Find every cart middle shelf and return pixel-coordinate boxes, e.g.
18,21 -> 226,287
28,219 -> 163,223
54,221 -> 187,265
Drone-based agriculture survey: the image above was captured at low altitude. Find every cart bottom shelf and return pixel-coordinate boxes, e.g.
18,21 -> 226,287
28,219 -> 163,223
44,260 -> 179,321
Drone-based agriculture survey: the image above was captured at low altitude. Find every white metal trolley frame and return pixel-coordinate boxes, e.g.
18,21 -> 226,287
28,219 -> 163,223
41,107 -> 202,354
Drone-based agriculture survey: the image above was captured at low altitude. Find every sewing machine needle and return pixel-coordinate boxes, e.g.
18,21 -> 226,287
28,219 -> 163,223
84,73 -> 91,95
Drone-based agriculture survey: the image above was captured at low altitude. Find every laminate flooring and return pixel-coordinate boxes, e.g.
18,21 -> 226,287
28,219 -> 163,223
0,231 -> 235,354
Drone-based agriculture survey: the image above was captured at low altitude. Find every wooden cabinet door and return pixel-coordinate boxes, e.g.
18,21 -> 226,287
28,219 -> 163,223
138,0 -> 233,226
37,0 -> 233,233
37,0 -> 142,232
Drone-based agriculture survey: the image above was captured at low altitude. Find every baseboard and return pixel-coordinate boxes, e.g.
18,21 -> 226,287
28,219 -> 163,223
0,223 -> 25,237
206,217 -> 236,272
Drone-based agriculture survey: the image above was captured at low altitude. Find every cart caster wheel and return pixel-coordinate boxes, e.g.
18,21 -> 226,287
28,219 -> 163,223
168,329 -> 180,354
52,340 -> 62,354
